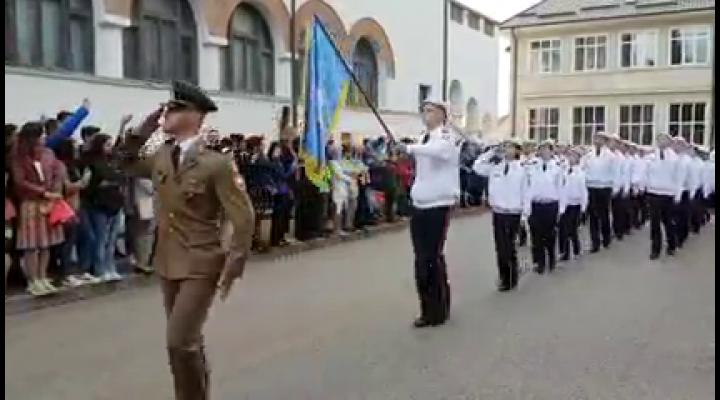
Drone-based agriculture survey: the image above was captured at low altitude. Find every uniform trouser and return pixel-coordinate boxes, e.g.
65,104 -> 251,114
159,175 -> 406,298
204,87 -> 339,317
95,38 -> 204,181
529,202 -> 559,271
410,206 -> 451,323
631,193 -> 647,228
558,205 -> 581,257
611,194 -> 629,239
588,188 -> 612,250
690,189 -> 705,233
128,217 -> 155,269
492,213 -> 521,287
647,193 -> 677,256
517,223 -> 527,246
161,278 -> 217,400
673,191 -> 691,247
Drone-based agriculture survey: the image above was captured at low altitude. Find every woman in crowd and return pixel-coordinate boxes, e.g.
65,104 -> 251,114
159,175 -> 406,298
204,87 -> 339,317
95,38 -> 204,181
54,139 -> 96,286
11,122 -> 65,296
329,143 -> 355,236
267,141 -> 296,246
82,133 -> 126,281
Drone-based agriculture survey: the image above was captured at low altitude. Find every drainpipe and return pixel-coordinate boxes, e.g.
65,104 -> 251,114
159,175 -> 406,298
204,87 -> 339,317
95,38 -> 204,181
290,0 -> 297,127
711,39 -> 715,148
442,0 -> 449,101
510,27 -> 518,138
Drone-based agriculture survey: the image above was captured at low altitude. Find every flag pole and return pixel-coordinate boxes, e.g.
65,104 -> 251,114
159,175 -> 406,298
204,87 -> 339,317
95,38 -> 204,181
313,16 -> 396,143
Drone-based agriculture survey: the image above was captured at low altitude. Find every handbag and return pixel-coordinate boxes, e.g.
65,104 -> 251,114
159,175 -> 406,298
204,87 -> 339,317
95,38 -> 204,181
48,199 -> 76,226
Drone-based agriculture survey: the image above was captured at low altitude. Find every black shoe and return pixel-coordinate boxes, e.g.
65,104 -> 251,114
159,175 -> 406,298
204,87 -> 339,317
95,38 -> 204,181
560,253 -> 570,262
413,317 -> 442,328
497,283 -> 512,292
533,266 -> 545,274
548,263 -> 556,272
667,248 -> 675,256
590,247 -> 600,254
649,252 -> 660,260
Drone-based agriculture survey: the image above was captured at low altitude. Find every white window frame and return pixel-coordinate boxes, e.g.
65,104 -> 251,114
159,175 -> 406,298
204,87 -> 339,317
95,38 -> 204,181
668,102 -> 708,145
528,38 -> 562,74
618,30 -> 659,69
572,105 -> 607,145
618,104 -> 655,145
668,25 -> 712,66
527,106 -> 560,142
572,34 -> 609,72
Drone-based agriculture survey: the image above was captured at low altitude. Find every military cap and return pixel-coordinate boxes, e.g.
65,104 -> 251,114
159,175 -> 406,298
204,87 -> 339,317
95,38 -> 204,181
502,137 -> 522,150
421,95 -> 449,116
169,80 -> 218,113
538,138 -> 555,149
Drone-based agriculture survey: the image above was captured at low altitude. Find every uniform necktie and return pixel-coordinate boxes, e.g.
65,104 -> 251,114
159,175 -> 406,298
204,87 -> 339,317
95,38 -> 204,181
543,162 -> 547,172
596,147 -> 600,156
171,145 -> 181,172
660,149 -> 664,160
421,134 -> 430,144
569,167 -> 573,174
504,163 -> 509,175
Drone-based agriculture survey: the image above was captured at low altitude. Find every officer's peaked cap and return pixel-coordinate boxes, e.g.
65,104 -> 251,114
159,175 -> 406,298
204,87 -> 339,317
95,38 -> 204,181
171,80 -> 218,113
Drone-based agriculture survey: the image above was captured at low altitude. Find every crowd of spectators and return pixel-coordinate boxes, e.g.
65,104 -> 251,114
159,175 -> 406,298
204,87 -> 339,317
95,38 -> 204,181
5,102 -> 488,298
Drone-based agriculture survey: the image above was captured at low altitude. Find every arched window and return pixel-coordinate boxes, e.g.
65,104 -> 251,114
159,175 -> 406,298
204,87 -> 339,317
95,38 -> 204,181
349,38 -> 378,107
5,0 -> 94,73
123,0 -> 197,83
223,3 -> 274,94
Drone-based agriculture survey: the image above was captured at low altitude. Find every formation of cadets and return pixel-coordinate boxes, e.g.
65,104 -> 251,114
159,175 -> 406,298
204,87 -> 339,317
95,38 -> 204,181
473,132 -> 715,292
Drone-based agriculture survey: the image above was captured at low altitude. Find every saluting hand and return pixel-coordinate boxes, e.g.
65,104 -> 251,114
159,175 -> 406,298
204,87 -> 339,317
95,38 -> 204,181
217,256 -> 247,301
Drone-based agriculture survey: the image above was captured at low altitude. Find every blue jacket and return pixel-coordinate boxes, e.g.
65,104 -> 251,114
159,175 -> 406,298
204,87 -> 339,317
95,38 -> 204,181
45,105 -> 90,150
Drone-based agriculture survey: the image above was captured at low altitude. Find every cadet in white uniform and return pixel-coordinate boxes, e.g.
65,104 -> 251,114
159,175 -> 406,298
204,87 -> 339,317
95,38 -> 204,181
398,97 -> 460,328
672,137 -> 693,248
703,150 -> 715,210
688,146 -> 707,233
645,133 -> 682,260
525,139 -> 565,273
474,139 -> 526,291
610,135 -> 631,240
581,132 -> 616,252
558,148 -> 588,261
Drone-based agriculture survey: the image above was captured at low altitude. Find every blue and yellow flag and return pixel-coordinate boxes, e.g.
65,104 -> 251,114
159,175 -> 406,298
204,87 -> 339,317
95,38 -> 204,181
301,17 -> 351,191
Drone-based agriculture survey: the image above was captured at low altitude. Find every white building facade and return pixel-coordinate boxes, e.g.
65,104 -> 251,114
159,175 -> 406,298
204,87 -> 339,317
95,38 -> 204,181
5,0 -> 499,140
503,0 -> 715,147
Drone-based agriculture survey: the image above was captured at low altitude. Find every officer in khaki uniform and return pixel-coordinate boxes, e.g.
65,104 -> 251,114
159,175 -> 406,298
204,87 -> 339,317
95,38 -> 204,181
119,81 -> 254,400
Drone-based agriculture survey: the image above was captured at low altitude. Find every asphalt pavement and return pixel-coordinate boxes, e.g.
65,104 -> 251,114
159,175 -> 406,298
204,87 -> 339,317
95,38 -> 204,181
4,214 -> 715,400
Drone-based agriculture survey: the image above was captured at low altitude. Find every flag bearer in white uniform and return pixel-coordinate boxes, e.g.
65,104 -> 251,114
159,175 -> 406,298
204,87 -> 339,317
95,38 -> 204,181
397,97 -> 461,328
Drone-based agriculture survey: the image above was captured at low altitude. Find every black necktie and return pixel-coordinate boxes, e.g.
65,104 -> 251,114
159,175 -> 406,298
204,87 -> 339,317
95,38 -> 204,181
660,150 -> 664,160
596,147 -> 600,156
543,162 -> 547,172
421,134 -> 430,144
171,145 -> 181,171
504,163 -> 509,175
569,167 -> 573,174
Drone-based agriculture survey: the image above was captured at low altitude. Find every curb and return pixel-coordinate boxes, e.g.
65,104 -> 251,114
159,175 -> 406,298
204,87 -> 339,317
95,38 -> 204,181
5,207 -> 486,316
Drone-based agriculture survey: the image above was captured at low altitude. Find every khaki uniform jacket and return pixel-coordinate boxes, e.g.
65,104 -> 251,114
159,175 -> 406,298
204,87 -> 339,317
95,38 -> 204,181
120,123 -> 254,281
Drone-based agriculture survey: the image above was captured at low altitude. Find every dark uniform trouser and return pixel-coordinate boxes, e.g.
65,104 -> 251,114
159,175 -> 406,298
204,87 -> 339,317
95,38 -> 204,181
647,193 -> 676,256
558,205 -> 581,257
588,188 -> 612,250
410,206 -> 451,324
529,202 -> 559,271
690,189 -> 705,233
161,278 -> 217,400
492,213 -> 521,287
673,190 -> 691,247
611,194 -> 629,239
632,193 -> 647,228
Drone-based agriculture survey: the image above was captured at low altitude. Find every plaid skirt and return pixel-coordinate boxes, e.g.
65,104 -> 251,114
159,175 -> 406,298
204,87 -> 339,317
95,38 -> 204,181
16,200 -> 64,251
